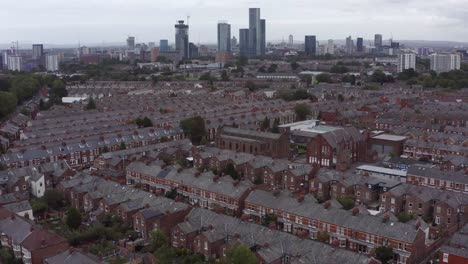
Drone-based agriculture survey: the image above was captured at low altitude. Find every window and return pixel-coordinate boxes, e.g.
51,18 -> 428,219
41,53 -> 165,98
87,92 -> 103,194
356,191 -> 361,197
436,206 -> 441,214
381,195 -> 386,202
204,241 -> 208,250
408,202 -> 413,208
391,198 -> 395,204
447,209 -> 451,216
442,253 -> 449,263
418,203 -> 422,209
435,216 -> 440,225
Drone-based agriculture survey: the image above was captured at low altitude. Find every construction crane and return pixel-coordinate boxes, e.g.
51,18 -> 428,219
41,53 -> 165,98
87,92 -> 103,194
186,15 -> 190,26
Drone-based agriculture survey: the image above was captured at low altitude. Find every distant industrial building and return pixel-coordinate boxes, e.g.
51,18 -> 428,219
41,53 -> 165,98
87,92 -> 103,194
430,53 -> 461,73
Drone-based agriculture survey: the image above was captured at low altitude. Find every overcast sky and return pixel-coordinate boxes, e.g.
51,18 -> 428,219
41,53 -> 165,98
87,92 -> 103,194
1,0 -> 467,46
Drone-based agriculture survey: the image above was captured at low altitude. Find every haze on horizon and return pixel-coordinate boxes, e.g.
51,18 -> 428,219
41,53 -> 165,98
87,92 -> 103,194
1,0 -> 468,46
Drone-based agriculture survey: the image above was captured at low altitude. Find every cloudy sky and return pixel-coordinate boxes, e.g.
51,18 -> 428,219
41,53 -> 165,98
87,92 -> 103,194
1,0 -> 467,46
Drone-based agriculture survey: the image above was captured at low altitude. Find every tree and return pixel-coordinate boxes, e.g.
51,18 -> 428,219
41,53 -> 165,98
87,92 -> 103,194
290,61 -> 300,71
221,70 -> 230,81
142,117 -> 153,127
397,212 -> 414,223
244,80 -> 257,91
371,70 -> 393,83
337,94 -> 344,102
337,197 -> 355,210
267,64 -> 278,73
305,75 -> 313,88
42,189 -> 65,210
263,213 -> 278,226
148,230 -> 169,253
0,92 -> 18,118
86,97 -> 96,110
261,117 -> 270,131
375,246 -> 394,264
236,56 -> 248,67
330,65 -> 349,74
180,116 -> 207,145
294,103 -> 311,121
66,208 -> 82,230
119,142 -> 126,150
315,73 -> 332,83
49,79 -> 67,104
397,68 -> 418,81
10,75 -> 39,102
224,163 -> 239,180
271,118 -> 280,133
342,75 -> 356,85
224,243 -> 257,264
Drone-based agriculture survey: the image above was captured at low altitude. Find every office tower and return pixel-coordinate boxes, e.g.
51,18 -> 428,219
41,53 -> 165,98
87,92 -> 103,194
374,34 -> 383,49
126,36 -> 135,50
260,19 -> 266,55
189,43 -> 198,58
390,41 -> 399,49
8,55 -> 22,71
249,8 -> 261,57
79,46 -> 91,56
32,44 -> 44,60
288,34 -> 294,48
175,20 -> 189,59
304,35 -> 316,56
397,52 -> 416,73
231,36 -> 237,48
217,22 -> 231,52
46,54 -> 59,71
159,40 -> 169,52
356,37 -> 364,52
345,36 -> 354,55
326,39 -> 335,55
148,42 -> 156,48
430,53 -> 461,73
239,29 -> 249,57
150,47 -> 160,62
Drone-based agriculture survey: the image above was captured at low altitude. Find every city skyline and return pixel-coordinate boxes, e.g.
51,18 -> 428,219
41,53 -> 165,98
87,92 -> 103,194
1,0 -> 468,45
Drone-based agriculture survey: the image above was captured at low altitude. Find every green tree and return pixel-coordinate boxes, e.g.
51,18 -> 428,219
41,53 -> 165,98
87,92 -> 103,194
0,92 -> 18,118
371,70 -> 393,83
330,65 -> 349,74
224,163 -> 239,180
180,116 -> 207,145
66,208 -> 82,230
148,230 -> 169,253
236,56 -> 248,67
224,243 -> 257,264
375,246 -> 394,264
221,70 -> 230,81
271,118 -> 280,133
10,75 -> 39,102
315,73 -> 332,83
86,97 -> 96,110
263,213 -> 278,226
397,68 -> 418,81
337,94 -> 345,102
267,64 -> 278,73
142,117 -> 153,127
290,61 -> 300,71
294,103 -> 311,121
261,116 -> 270,131
397,212 -> 414,223
337,197 -> 355,210
119,142 -> 126,150
42,189 -> 65,210
49,79 -> 67,104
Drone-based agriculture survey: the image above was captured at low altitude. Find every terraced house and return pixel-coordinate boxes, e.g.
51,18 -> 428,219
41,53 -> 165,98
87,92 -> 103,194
243,190 -> 428,264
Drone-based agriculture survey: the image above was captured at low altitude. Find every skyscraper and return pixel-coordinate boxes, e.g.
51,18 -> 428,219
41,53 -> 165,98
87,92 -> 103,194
175,20 -> 189,59
247,8 -> 266,57
231,36 -> 237,49
345,36 -> 354,54
217,22 -> 231,52
374,34 -> 383,49
239,29 -> 249,57
32,44 -> 44,60
304,35 -> 316,56
248,8 -> 260,57
126,36 -> 135,50
356,38 -> 364,52
189,43 -> 198,58
288,34 -> 294,48
8,55 -> 22,71
46,54 -> 59,72
159,40 -> 169,52
397,52 -> 416,73
260,19 -> 266,55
